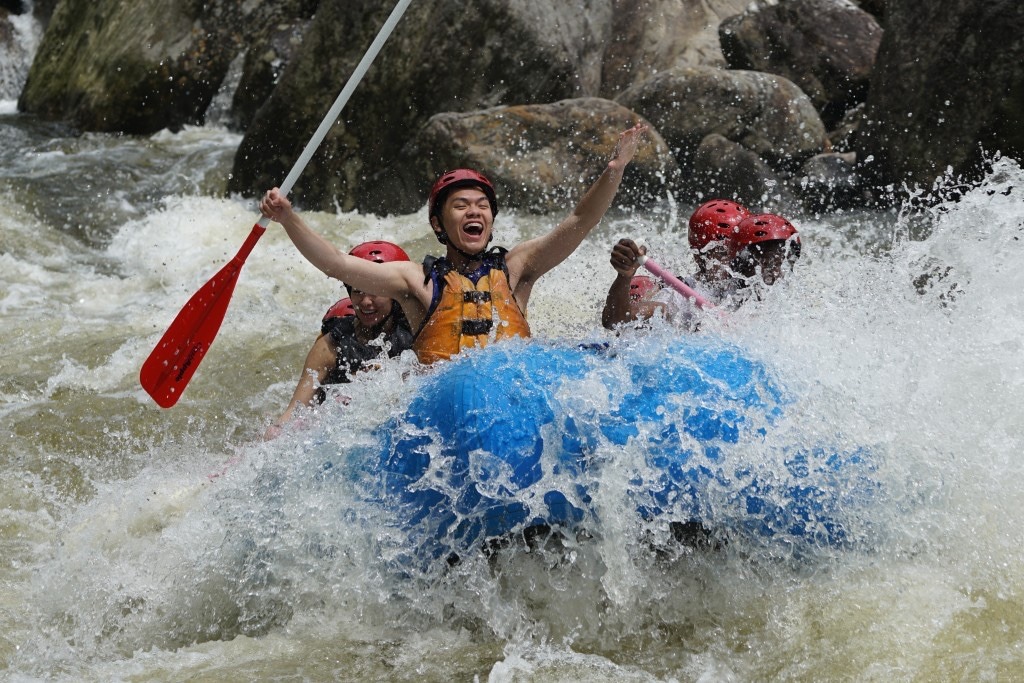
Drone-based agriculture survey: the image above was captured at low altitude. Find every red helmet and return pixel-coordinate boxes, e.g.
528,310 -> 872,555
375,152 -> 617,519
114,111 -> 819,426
323,297 -> 355,322
688,199 -> 751,252
629,275 -> 659,301
348,240 -> 410,263
733,214 -> 800,251
428,168 -> 499,218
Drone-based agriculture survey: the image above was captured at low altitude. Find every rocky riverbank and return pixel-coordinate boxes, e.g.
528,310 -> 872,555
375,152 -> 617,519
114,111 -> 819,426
6,0 -> 1023,215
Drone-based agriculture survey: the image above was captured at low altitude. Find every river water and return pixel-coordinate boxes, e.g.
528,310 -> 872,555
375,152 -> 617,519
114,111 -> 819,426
3,26 -> 1024,682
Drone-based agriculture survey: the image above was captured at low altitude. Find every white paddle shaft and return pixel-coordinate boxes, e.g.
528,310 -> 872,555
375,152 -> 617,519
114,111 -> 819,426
257,0 -> 415,227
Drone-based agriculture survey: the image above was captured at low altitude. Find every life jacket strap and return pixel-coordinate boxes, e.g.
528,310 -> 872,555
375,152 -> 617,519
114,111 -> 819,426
461,319 -> 493,336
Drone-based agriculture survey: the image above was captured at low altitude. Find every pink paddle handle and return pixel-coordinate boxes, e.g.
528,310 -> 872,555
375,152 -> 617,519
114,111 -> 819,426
638,255 -> 716,311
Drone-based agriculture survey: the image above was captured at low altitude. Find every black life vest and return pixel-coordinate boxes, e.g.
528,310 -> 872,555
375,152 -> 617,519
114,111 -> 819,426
317,305 -> 414,397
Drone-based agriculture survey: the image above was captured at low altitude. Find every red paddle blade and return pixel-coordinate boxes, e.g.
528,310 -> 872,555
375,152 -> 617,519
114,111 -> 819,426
140,225 -> 265,408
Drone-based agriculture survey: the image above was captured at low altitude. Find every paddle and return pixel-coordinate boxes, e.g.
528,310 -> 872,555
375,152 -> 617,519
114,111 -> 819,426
636,254 -> 718,312
140,0 -> 414,408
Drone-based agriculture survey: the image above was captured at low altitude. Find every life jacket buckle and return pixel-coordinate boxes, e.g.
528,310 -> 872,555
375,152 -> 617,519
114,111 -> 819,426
461,319 -> 493,336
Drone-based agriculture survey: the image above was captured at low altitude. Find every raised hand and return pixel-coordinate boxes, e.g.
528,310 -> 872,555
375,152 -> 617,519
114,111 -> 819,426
608,122 -> 649,171
259,187 -> 294,223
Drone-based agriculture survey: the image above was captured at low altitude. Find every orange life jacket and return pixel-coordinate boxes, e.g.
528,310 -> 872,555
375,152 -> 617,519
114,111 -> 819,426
413,250 -> 531,364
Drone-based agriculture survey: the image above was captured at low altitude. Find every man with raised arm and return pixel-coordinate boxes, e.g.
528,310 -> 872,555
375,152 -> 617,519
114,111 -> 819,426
260,123 -> 648,364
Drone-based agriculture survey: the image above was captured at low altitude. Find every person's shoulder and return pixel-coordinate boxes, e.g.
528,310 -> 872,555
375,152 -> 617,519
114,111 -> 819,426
422,254 -> 440,273
322,314 -> 357,341
483,246 -> 510,267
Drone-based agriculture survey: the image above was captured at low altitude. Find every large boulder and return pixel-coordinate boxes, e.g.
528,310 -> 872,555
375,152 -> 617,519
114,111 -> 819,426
226,19 -> 313,132
690,133 -> 800,211
0,8 -> 27,102
600,0 -> 750,96
372,97 -> 676,215
617,65 -> 827,177
30,0 -> 57,27
798,152 -> 866,212
854,0 -> 1024,197
18,0 -> 313,133
227,0 -> 614,212
719,0 -> 882,128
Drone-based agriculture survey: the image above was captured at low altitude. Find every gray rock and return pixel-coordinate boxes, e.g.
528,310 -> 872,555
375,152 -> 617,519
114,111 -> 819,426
854,0 -> 1024,198
601,0 -> 751,96
798,151 -> 866,211
690,133 -> 800,211
371,97 -> 677,215
719,0 -> 882,128
227,0 -> 615,212
617,65 -> 827,173
228,19 -> 313,132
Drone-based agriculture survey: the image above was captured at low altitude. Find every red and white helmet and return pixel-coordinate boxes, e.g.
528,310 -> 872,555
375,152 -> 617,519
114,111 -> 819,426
322,297 -> 355,322
348,241 -> 410,263
688,199 -> 751,253
629,275 -> 660,301
733,214 -> 800,253
428,168 -> 499,219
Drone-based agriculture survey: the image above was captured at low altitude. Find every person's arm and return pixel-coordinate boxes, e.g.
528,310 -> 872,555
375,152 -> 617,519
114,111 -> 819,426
259,188 -> 424,304
602,278 -> 667,328
264,334 -> 336,440
602,273 -> 634,329
602,238 -> 643,328
603,238 -> 680,328
506,123 -> 649,295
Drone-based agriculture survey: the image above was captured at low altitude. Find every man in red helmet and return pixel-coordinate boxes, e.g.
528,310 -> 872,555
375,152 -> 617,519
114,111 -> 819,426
729,213 -> 801,286
602,199 -> 751,331
265,241 -> 415,438
601,201 -> 800,331
260,122 -> 648,364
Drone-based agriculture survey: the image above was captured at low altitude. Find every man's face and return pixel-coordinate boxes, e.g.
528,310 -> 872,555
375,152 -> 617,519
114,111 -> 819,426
694,240 -> 734,280
733,240 -> 789,285
434,187 -> 493,254
350,289 -> 395,328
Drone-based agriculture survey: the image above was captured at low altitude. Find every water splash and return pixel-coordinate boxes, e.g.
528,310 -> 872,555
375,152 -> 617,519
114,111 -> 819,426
3,133 -> 1024,678
0,4 -> 40,105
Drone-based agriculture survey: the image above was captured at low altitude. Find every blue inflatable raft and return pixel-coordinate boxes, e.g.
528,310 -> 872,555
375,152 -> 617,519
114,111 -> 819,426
375,337 -> 877,566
